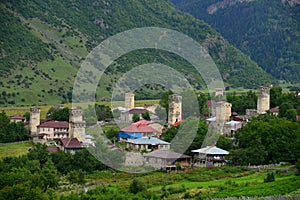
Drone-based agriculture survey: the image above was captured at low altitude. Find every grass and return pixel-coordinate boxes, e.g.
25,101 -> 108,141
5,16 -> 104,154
80,167 -> 300,199
0,141 -> 32,160
0,99 -> 160,119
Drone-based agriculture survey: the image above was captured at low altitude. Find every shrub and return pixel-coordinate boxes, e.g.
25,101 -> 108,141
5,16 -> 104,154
264,172 -> 275,183
129,178 -> 145,194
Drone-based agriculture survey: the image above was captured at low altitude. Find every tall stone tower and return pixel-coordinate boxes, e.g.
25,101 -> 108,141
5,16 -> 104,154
257,86 -> 270,114
125,93 -> 135,109
29,107 -> 40,135
216,101 -> 232,123
168,94 -> 182,125
69,108 -> 86,142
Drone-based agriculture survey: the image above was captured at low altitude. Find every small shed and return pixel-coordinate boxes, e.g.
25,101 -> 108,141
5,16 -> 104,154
192,146 -> 229,167
143,149 -> 191,170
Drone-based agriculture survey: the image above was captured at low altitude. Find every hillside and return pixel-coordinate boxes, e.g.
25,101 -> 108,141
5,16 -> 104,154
0,0 -> 275,106
171,0 -> 300,83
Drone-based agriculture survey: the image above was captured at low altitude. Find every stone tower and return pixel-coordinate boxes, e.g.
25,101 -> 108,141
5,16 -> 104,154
69,108 -> 86,142
29,107 -> 40,135
257,86 -> 270,114
215,88 -> 224,96
168,94 -> 182,125
216,101 -> 232,123
125,93 -> 135,109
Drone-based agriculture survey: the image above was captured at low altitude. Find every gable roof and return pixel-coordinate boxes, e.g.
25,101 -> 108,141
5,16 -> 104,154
143,149 -> 191,159
270,106 -> 279,113
207,100 -> 216,107
127,137 -> 170,145
38,120 -> 69,129
120,122 -> 157,133
10,115 -> 26,120
59,138 -> 82,149
192,146 -> 229,155
129,108 -> 148,114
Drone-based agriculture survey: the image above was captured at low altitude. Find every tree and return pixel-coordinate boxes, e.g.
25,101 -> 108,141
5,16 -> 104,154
159,90 -> 173,121
270,86 -> 282,108
142,111 -> 150,120
41,159 -> 58,191
47,107 -> 69,121
132,113 -> 140,122
285,109 -> 297,122
279,102 -> 293,118
23,112 -> 30,122
66,170 -> 85,184
129,178 -> 145,194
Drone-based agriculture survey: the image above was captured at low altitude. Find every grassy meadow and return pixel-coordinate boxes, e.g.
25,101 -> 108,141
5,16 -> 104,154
0,141 -> 32,160
0,99 -> 159,119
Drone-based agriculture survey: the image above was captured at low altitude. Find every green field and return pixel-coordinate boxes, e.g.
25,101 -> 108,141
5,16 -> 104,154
0,141 -> 32,160
0,99 -> 159,119
75,167 -> 300,199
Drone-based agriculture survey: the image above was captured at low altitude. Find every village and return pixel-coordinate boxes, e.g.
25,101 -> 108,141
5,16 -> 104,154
7,86 -> 284,171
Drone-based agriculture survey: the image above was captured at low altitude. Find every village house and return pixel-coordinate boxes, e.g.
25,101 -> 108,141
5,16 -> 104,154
192,145 -> 229,167
126,136 -> 170,152
118,120 -> 158,141
57,138 -> 83,154
143,149 -> 191,171
10,115 -> 26,123
29,107 -> 87,145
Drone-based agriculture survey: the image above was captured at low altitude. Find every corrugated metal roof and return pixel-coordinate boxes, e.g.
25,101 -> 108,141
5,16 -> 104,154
120,122 -> 157,133
191,146 -> 229,155
143,150 -> 191,159
127,137 -> 170,145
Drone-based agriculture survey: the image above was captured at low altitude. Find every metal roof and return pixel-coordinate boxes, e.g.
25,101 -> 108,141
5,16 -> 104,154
143,149 -> 191,159
191,146 -> 229,155
127,137 -> 170,145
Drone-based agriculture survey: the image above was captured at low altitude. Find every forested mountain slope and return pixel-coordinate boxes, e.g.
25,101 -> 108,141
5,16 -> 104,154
0,0 -> 275,106
171,0 -> 300,82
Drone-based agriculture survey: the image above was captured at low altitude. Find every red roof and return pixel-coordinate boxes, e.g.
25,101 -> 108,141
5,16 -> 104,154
171,120 -> 182,126
10,115 -> 25,120
133,120 -> 151,126
47,146 -> 60,153
270,106 -> 279,113
59,138 -> 82,149
38,120 -> 69,128
121,122 -> 157,133
207,100 -> 216,107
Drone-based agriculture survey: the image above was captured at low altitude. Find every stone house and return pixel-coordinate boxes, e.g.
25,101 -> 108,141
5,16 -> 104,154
126,137 -> 170,152
143,149 -> 191,170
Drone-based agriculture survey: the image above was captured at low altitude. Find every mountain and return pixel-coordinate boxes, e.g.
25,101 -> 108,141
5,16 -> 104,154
0,0 -> 275,106
171,0 -> 300,83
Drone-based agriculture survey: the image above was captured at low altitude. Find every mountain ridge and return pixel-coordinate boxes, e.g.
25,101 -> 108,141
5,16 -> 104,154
0,0 -> 275,106
171,0 -> 300,83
